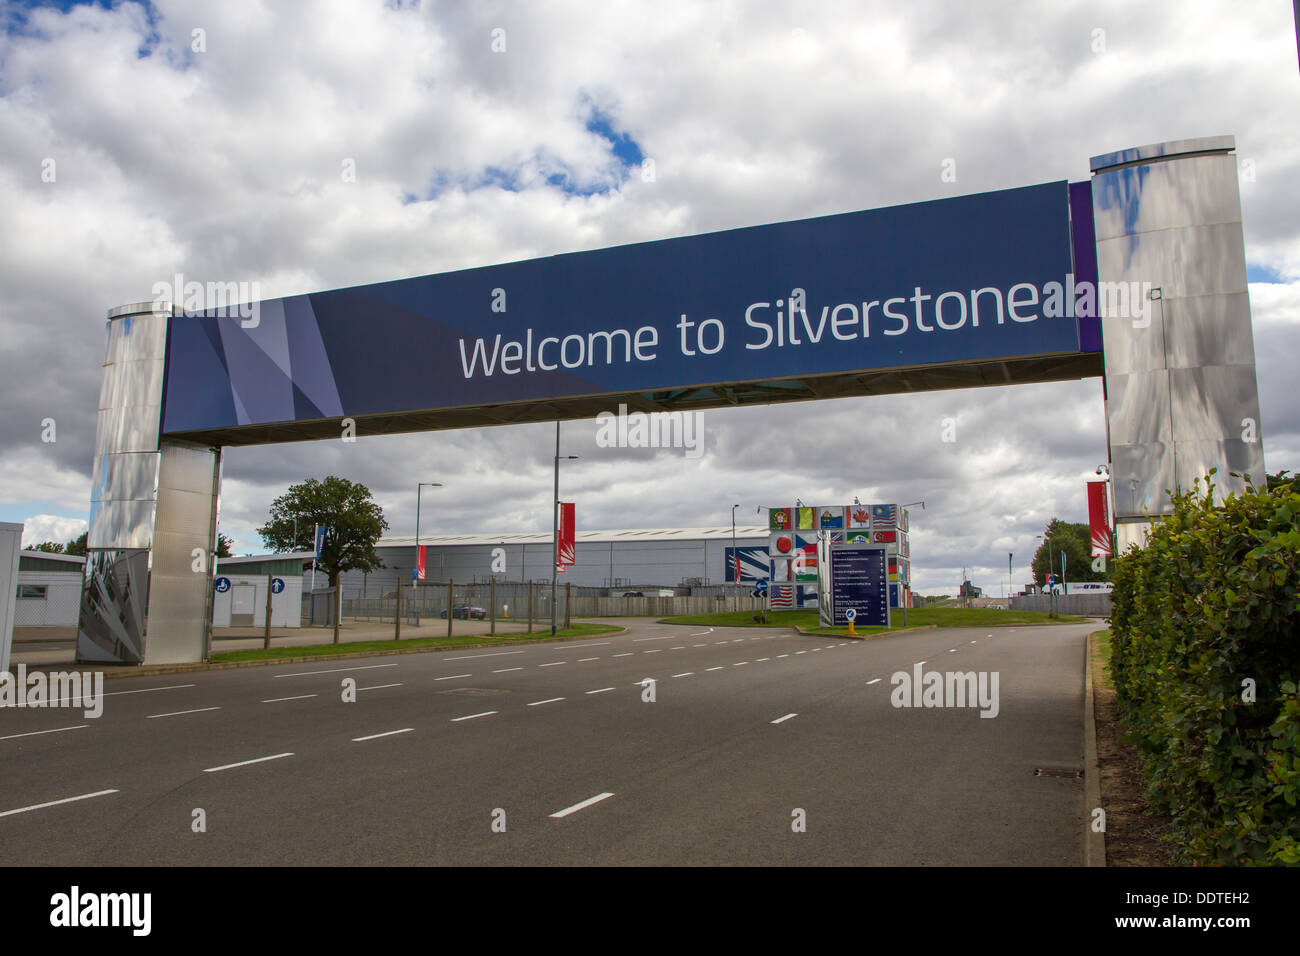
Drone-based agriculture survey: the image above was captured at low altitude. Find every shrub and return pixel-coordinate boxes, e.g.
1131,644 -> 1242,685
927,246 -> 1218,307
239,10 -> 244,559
1108,470 -> 1300,864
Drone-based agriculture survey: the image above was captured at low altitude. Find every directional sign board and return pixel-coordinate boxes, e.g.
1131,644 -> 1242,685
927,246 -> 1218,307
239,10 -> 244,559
827,545 -> 889,628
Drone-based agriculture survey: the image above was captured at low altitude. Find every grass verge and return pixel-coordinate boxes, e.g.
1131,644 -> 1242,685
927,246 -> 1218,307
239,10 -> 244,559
659,606 -> 1089,636
211,623 -> 623,663
1089,628 -> 1176,865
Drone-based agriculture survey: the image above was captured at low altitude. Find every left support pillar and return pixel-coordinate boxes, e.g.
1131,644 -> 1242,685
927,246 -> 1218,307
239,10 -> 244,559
77,301 -> 222,665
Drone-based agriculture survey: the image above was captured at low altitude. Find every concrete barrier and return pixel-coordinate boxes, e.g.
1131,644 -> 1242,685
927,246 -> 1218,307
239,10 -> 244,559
569,595 -> 764,617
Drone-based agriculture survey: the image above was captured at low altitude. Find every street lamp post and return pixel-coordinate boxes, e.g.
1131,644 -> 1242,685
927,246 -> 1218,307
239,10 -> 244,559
731,503 -> 740,613
414,482 -> 443,590
900,500 -> 924,624
552,422 -> 578,636
1037,532 -> 1055,616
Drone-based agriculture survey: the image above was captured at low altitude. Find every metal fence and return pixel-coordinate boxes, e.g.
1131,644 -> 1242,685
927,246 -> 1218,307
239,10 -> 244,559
304,580 -> 572,628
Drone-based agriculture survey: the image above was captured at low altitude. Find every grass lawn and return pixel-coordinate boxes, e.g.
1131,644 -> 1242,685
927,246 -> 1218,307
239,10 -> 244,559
210,623 -> 623,663
659,605 -> 1090,637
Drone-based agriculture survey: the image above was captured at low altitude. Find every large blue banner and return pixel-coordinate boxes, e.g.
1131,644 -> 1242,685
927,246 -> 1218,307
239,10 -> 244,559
161,181 -> 1082,436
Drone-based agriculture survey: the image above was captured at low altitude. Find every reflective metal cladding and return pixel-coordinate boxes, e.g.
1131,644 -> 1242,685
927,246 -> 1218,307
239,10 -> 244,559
1091,136 -> 1266,542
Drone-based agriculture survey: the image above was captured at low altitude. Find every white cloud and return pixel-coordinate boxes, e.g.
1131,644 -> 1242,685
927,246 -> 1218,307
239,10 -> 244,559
1,0 -> 1298,595
19,513 -> 87,549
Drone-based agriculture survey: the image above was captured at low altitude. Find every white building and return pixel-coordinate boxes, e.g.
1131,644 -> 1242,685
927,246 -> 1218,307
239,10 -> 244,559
14,550 -> 85,627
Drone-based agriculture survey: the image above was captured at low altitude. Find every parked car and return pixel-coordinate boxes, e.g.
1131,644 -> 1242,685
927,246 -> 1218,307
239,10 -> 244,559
621,590 -> 644,597
440,604 -> 487,620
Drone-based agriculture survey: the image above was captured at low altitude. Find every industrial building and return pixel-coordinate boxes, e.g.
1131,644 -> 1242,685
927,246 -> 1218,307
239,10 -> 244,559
331,526 -> 770,598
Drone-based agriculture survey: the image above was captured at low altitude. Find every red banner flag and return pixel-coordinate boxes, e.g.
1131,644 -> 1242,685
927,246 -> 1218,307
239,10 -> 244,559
1087,480 -> 1112,557
557,502 -> 576,568
416,545 -> 426,580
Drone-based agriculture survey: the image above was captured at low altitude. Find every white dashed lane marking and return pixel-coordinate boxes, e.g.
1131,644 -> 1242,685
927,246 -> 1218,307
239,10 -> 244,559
352,728 -> 413,742
146,707 -> 221,719
586,687 -> 615,695
203,753 -> 294,773
0,789 -> 120,819
771,713 -> 798,724
274,664 -> 396,678
550,792 -> 614,818
528,698 -> 565,707
492,667 -> 522,673
262,695 -> 316,703
451,711 -> 497,722
435,674 -> 473,681
0,725 -> 88,741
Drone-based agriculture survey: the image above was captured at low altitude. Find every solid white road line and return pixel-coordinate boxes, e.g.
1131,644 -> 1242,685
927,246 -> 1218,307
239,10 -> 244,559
358,683 -> 403,691
586,687 -> 615,694
528,697 -> 565,706
550,792 -> 614,818
274,663 -> 397,678
146,707 -> 221,719
492,667 -> 523,673
445,651 -> 524,661
262,694 -> 317,703
352,728 -> 413,742
771,713 -> 798,724
0,789 -> 119,818
435,674 -> 473,681
203,753 -> 294,773
0,724 -> 88,741
451,711 -> 497,722
866,678 -> 882,685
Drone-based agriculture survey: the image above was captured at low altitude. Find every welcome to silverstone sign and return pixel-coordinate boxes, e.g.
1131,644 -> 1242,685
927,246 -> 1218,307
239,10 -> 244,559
161,181 -> 1083,436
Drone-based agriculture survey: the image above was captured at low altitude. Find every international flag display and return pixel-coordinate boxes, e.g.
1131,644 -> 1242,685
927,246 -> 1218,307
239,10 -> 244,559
817,506 -> 845,529
770,584 -> 794,608
769,508 -> 793,531
849,506 -> 871,529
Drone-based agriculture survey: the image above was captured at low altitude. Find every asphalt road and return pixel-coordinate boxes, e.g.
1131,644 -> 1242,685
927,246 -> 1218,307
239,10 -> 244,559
0,619 -> 1094,865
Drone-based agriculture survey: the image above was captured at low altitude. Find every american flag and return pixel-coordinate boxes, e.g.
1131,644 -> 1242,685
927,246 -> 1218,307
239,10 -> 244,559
769,584 -> 794,608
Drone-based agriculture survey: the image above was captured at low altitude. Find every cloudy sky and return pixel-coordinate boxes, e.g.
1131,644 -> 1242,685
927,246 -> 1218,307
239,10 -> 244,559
1,0 -> 1297,595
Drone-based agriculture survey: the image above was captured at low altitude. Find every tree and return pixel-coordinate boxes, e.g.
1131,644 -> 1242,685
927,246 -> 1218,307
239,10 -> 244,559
1030,518 -> 1111,587
30,541 -> 64,553
216,533 -> 235,559
64,531 -> 87,557
1266,470 -> 1296,494
257,476 -> 389,589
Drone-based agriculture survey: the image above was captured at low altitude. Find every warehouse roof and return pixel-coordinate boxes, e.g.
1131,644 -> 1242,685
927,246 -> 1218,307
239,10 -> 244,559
378,526 -> 770,547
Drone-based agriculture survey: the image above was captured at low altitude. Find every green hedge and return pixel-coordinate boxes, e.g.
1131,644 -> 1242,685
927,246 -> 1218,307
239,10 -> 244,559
1109,470 -> 1300,865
